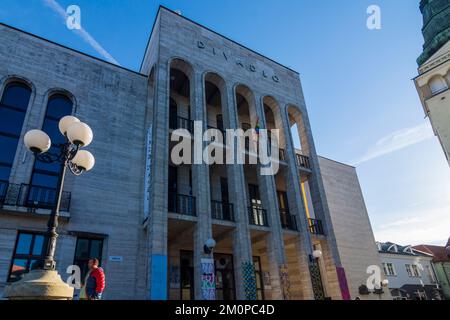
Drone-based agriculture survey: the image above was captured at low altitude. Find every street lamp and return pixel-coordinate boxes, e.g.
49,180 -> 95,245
4,116 -> 94,300
23,115 -> 94,270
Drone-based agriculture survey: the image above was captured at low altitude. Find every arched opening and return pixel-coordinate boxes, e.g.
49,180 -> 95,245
263,96 -> 286,160
204,73 -> 231,220
428,75 -> 447,95
286,105 -> 318,232
0,81 -> 32,185
167,59 -> 196,301
28,93 -> 73,209
169,60 -> 192,132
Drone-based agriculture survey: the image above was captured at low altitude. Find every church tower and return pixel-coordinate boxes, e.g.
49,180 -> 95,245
414,0 -> 450,165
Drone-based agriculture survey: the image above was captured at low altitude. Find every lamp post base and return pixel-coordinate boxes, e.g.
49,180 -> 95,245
4,270 -> 74,300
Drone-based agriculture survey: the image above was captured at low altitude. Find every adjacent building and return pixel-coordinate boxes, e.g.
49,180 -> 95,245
0,6 -> 389,300
414,239 -> 450,300
414,0 -> 450,165
377,242 -> 441,300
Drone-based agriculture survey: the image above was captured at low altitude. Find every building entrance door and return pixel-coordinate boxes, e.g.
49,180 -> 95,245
180,251 -> 194,300
214,253 -> 236,300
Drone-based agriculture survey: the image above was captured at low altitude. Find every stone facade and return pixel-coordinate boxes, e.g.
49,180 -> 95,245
0,6 -> 385,300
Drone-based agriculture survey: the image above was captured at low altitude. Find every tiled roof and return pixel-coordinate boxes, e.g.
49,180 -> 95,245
377,242 -> 431,257
413,244 -> 450,262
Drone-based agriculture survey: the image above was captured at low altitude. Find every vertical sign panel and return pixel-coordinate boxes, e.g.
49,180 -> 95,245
336,267 -> 351,300
144,125 -> 152,219
201,258 -> 215,300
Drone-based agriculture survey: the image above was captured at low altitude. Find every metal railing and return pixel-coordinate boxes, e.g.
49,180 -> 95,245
211,200 -> 234,222
280,209 -> 298,231
296,154 -> 311,169
168,193 -> 196,216
0,182 -> 71,212
308,218 -> 324,235
248,205 -> 269,227
170,115 -> 194,133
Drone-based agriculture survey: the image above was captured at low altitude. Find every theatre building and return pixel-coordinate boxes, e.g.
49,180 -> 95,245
0,7 -> 390,300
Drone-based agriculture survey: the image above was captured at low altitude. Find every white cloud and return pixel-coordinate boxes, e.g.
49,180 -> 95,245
352,122 -> 434,166
374,200 -> 450,246
42,0 -> 119,65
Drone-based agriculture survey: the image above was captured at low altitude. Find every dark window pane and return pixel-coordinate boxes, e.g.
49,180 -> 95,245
75,239 -> 90,259
32,235 -> 45,255
30,95 -> 72,188
0,135 -> 18,164
90,240 -> 103,261
34,157 -> 61,174
30,259 -> 44,270
9,259 -> 28,282
46,96 -> 72,119
30,173 -> 59,189
16,233 -> 32,255
1,84 -> 32,110
0,164 -> 11,181
0,107 -> 26,136
43,119 -> 66,145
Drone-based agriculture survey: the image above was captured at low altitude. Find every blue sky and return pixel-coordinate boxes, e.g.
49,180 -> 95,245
1,0 -> 449,246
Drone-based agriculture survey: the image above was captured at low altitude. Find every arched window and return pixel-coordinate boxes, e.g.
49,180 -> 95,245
429,75 -> 447,95
0,82 -> 32,181
29,94 -> 73,191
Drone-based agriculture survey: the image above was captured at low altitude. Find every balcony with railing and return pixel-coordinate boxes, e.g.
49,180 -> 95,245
170,115 -> 194,133
248,205 -> 269,227
168,193 -> 196,216
296,154 -> 311,169
308,218 -> 324,235
211,200 -> 234,222
0,182 -> 71,213
280,209 -> 298,231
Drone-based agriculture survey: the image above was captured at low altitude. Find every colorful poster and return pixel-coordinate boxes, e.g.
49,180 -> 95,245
242,261 -> 257,300
336,267 -> 351,300
201,258 -> 215,300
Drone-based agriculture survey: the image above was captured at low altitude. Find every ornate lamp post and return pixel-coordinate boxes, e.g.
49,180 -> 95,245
4,116 -> 95,300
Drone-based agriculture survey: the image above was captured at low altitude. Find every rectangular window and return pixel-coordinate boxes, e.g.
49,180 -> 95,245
406,264 -> 413,277
383,262 -> 396,276
73,237 -> 104,281
412,264 -> 421,277
8,231 -> 48,282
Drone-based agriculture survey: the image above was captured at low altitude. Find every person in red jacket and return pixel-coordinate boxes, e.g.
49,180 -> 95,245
80,258 -> 105,300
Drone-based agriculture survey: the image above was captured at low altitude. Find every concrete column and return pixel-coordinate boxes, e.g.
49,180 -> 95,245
293,103 -> 342,269
255,94 -> 287,300
223,83 -> 255,300
191,70 -> 214,300
146,62 -> 170,300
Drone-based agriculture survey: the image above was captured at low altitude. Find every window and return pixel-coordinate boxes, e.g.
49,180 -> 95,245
28,94 -> 72,205
406,264 -> 413,277
0,82 -> 32,181
429,75 -> 447,95
8,231 -> 48,282
73,237 -> 103,280
382,262 -> 396,276
406,264 -> 421,277
411,264 -> 421,277
253,256 -> 265,300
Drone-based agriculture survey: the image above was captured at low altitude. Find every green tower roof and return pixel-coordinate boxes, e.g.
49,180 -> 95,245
417,0 -> 450,66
